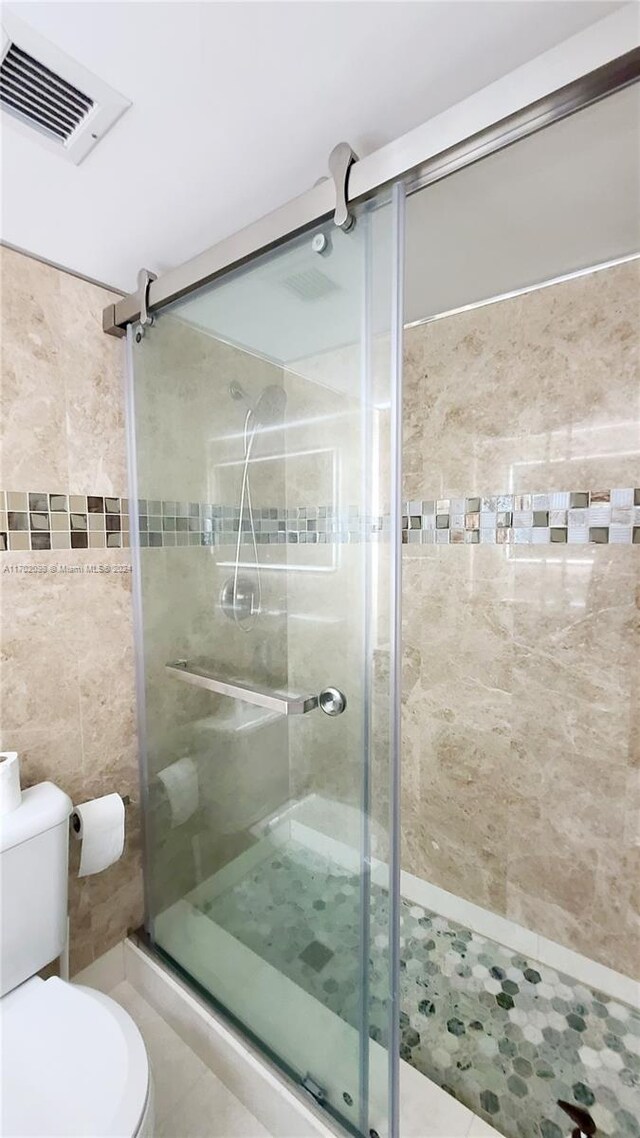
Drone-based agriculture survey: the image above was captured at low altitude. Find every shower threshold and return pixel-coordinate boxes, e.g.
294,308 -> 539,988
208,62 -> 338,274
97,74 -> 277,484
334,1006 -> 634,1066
154,807 -> 639,1138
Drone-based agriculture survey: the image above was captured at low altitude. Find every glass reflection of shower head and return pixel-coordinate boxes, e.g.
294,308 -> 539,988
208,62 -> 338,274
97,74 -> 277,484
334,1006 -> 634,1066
228,381 -> 287,426
253,384 -> 287,427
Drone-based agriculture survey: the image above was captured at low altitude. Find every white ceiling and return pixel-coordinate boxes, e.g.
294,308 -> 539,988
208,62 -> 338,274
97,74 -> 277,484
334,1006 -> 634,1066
0,0 -> 624,293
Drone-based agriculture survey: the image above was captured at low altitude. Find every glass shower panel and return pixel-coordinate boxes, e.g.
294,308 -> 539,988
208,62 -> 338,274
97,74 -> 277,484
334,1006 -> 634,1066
128,191 -> 402,1136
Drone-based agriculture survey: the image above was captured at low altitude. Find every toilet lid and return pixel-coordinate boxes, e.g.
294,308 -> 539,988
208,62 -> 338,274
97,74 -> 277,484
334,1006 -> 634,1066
1,977 -> 149,1137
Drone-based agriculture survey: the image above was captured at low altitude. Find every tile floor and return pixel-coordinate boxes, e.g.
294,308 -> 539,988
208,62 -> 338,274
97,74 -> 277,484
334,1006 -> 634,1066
110,981 -> 272,1137
195,839 -> 640,1138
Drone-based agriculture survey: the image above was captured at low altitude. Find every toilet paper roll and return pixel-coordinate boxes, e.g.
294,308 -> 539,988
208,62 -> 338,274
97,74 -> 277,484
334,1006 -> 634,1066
157,757 -> 199,827
0,752 -> 22,816
72,794 -> 125,877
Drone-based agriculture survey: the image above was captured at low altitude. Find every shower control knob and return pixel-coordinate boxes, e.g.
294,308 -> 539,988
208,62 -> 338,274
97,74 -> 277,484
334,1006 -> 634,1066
318,687 -> 347,716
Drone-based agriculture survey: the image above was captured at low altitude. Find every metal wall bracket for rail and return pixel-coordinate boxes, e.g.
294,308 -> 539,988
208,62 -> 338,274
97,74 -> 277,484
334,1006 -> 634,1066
328,141 -> 358,232
102,299 -> 127,338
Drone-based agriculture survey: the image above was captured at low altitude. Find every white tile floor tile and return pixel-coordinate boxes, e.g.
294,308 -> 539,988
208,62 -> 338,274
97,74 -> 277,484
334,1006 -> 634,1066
110,981 -> 272,1137
467,1117 -> 504,1138
159,1069 -> 273,1138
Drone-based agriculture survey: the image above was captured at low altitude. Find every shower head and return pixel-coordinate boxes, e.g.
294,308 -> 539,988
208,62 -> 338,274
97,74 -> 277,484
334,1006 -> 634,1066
252,384 -> 287,427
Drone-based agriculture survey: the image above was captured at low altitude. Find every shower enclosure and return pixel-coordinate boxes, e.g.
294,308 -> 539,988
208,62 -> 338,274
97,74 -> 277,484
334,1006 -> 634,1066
112,40 -> 640,1138
127,188 -> 404,1137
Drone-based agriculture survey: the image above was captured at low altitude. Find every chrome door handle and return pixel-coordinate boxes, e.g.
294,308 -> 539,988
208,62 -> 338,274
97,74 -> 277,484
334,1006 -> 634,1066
166,660 -> 349,719
318,687 -> 347,716
167,661 -> 347,718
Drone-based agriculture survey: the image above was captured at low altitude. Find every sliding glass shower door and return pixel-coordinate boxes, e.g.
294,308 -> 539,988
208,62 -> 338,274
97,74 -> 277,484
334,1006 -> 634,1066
128,189 -> 403,1136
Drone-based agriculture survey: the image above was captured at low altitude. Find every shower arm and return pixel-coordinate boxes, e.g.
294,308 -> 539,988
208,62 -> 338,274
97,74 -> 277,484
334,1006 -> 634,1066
166,660 -> 346,717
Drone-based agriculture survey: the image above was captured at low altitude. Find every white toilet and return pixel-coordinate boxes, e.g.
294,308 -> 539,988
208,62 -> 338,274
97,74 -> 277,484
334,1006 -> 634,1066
0,781 -> 153,1137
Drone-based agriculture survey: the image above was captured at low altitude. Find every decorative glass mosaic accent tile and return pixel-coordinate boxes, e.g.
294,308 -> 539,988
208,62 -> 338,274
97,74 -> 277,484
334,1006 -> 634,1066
2,488 -> 640,551
402,489 -> 640,547
194,839 -> 640,1138
0,490 -> 130,551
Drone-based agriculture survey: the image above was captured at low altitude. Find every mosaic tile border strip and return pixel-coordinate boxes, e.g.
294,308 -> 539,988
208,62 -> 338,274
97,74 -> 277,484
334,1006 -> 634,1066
0,491 -> 130,552
134,498 -> 380,548
403,489 -> 640,546
0,491 -> 379,551
2,488 -> 640,551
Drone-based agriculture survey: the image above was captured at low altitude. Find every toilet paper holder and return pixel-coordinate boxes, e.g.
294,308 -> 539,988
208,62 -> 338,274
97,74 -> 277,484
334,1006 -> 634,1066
71,793 -> 131,833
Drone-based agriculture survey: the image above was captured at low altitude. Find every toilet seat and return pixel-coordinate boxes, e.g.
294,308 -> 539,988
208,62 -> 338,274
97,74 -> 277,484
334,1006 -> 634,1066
1,976 -> 150,1137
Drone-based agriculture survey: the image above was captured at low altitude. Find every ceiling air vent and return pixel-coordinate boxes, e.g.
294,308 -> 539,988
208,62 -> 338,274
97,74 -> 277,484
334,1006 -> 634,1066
281,268 -> 342,303
1,11 -> 130,164
1,43 -> 94,144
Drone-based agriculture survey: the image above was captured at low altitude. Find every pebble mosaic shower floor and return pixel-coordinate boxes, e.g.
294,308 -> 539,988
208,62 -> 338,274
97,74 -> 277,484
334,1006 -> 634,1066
195,839 -> 640,1138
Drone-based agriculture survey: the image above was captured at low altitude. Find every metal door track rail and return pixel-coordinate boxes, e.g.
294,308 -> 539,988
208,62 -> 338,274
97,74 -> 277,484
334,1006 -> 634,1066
103,50 -> 640,338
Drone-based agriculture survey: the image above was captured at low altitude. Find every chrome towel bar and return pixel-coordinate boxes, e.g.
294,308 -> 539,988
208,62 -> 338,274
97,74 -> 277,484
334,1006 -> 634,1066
166,660 -> 320,716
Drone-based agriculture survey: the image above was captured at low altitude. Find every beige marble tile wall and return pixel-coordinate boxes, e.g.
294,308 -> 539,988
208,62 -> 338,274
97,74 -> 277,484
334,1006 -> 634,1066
0,245 -> 143,974
282,358 -> 394,862
403,259 -> 640,979
283,362 -> 360,823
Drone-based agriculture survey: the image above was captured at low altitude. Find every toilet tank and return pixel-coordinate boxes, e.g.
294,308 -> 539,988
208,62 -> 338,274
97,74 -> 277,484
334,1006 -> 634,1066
0,781 -> 72,996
